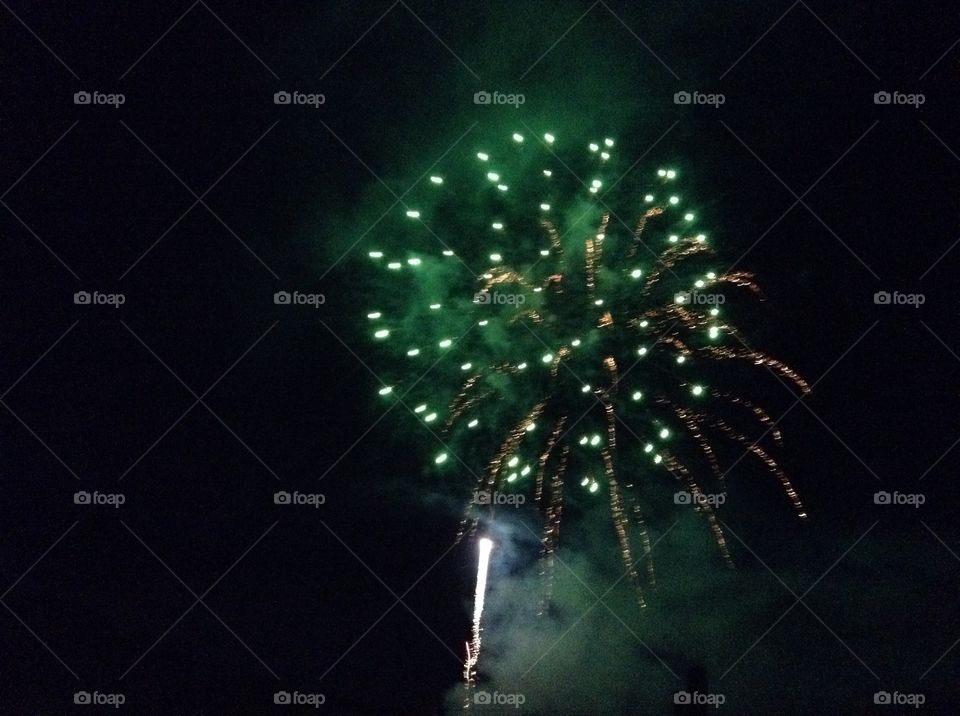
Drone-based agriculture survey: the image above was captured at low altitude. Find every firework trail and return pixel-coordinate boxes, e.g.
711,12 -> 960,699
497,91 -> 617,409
363,127 -> 808,613
463,537 -> 493,705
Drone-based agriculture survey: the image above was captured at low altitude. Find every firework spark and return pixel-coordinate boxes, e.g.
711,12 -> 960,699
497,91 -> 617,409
364,129 -> 808,612
463,536 -> 493,700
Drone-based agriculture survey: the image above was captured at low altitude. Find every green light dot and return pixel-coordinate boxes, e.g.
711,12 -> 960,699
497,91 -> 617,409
676,355 -> 686,364
657,169 -> 666,177
591,179 -> 602,188
414,404 -> 427,413
644,194 -> 654,202
442,249 -> 454,256
696,234 -> 706,242
594,299 -> 604,306
542,353 -> 554,364
604,138 -> 614,147
540,249 -> 550,256
692,385 -> 704,396
521,466 -> 531,476
630,268 -> 642,279
369,251 -> 383,258
477,152 -> 489,161
430,176 -> 443,184
492,222 -> 503,230
637,347 -> 648,356
517,362 -> 527,370
461,362 -> 472,371
478,320 -> 489,326
581,384 -> 592,393
644,443 -> 654,453
406,210 -> 420,218
378,386 -> 393,396
542,169 -> 552,177
667,170 -> 676,179
544,133 -> 555,144
632,391 -> 643,401
407,348 -> 420,356
439,339 -> 452,348
424,412 -> 437,423
684,213 -> 694,221
407,257 -> 422,266
487,172 -> 500,182
669,235 -> 679,243
579,437 -> 588,446
709,308 -> 719,317
525,422 -> 536,432
429,303 -> 441,310
600,152 -> 610,160
387,262 -> 402,270
669,196 -> 679,205
374,329 -> 390,339
589,482 -> 599,493
468,419 -> 479,428
490,253 -> 502,262
590,435 -> 601,446
507,473 -> 517,482
540,203 -> 550,211
580,476 -> 589,486
654,454 -> 663,464
709,326 -> 720,339
571,339 -> 582,347
497,184 -> 508,192
589,143 -> 599,152
639,320 -> 649,328
512,133 -> 523,142
695,280 -> 705,288
659,428 -> 670,439
435,453 -> 448,464
367,312 -> 382,319
508,456 -> 519,468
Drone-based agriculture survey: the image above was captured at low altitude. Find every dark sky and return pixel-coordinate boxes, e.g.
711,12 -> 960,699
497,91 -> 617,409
2,1 -> 960,714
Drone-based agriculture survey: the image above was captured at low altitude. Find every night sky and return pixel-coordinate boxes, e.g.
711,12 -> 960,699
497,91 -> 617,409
2,2 -> 960,714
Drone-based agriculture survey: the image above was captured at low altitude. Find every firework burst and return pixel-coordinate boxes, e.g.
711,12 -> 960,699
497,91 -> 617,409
363,128 -> 808,612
